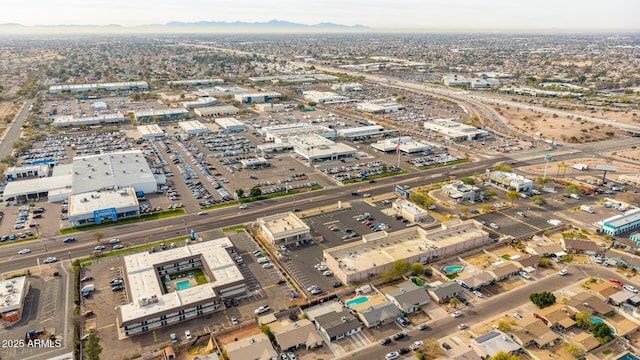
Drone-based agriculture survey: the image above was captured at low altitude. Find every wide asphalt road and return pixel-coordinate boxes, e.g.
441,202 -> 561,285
336,264 -> 630,359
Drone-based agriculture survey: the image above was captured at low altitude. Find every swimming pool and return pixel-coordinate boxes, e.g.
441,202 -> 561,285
346,296 -> 369,307
617,353 -> 640,360
444,265 -> 464,273
176,280 -> 192,291
590,317 -> 604,324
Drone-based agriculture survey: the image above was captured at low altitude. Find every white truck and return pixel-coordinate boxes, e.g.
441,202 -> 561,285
569,193 -> 581,200
572,164 -> 589,171
580,205 -> 594,213
81,284 -> 95,292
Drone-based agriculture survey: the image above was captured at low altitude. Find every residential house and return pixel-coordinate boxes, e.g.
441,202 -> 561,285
535,303 -> 576,330
489,263 -> 521,281
313,309 -> 362,342
384,281 -> 430,314
455,272 -> 494,291
590,281 -> 620,299
225,333 -> 278,360
470,331 -> 522,358
608,291 -> 634,306
525,243 -> 565,257
572,332 -> 600,352
271,319 -> 323,352
561,238 -> 601,255
446,345 -> 483,360
428,281 -> 465,303
514,254 -> 541,270
566,292 -> 614,316
356,302 -> 400,328
512,316 -> 561,349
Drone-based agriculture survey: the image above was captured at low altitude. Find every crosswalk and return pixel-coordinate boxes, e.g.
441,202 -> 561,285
328,331 -> 372,356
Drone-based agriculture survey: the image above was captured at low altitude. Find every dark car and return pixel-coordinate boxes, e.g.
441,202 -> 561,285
332,281 -> 343,288
111,285 -> 124,292
63,237 -> 75,243
80,276 -> 94,282
399,348 -> 411,355
380,338 -> 392,345
392,332 -> 408,341
442,343 -> 452,350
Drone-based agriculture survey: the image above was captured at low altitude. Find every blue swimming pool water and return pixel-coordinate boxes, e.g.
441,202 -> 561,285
617,353 -> 640,360
590,317 -> 604,323
346,296 -> 369,307
444,265 -> 464,273
176,280 -> 192,291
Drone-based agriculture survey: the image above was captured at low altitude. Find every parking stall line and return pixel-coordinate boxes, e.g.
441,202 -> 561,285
98,323 -> 116,330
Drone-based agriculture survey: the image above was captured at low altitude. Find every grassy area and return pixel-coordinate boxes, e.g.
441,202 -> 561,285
77,235 -> 191,264
60,209 -> 186,234
222,225 -> 247,233
562,232 -> 588,239
193,268 -> 207,285
0,235 -> 39,248
417,158 -> 468,171
240,185 -> 323,203
343,170 -> 409,184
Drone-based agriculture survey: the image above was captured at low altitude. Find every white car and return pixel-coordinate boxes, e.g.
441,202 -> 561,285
231,316 -> 239,325
113,244 -> 125,250
184,330 -> 193,340
410,340 -> 424,350
489,223 -> 500,229
513,313 -> 523,319
18,248 -> 31,255
197,211 -> 207,215
109,238 -> 121,244
385,351 -> 400,360
262,263 -> 274,269
363,193 -> 371,198
451,310 -> 462,318
473,290 -> 484,298
254,305 -> 270,314
239,204 -> 247,210
43,256 -> 57,264
558,269 -> 568,276
306,285 -> 318,292
458,323 -> 469,330
623,284 -> 638,293
287,353 -> 298,360
322,270 -> 333,276
428,205 -> 437,210
94,245 -> 106,251
316,265 -> 328,271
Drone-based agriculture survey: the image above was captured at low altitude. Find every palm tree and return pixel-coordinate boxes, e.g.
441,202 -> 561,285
556,163 -> 569,178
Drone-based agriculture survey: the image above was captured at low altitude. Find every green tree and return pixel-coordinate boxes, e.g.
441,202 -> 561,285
411,262 -> 425,276
249,187 -> 262,197
489,351 -> 520,360
0,155 -> 17,166
529,291 -> 556,308
84,331 -> 103,360
296,102 -> 305,110
392,259 -> 411,277
564,341 -> 586,357
382,270 -> 394,283
589,322 -> 613,344
531,195 -> 546,205
485,189 -> 497,198
575,311 -> 591,328
492,164 -> 512,172
460,206 -> 470,217
459,177 -> 475,185
260,324 -> 275,342
507,190 -> 521,204
565,184 -> 582,195
449,297 -> 460,308
235,188 -> 244,198
93,231 -> 104,243
497,320 -> 511,332
537,177 -> 552,186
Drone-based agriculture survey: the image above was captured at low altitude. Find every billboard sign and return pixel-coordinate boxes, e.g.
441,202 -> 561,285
394,185 -> 409,200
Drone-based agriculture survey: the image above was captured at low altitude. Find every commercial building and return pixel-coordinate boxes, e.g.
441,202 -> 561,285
331,83 -> 364,92
441,181 -> 485,203
357,99 -> 404,114
257,212 -> 311,247
391,199 -> 431,223
234,91 -> 281,104
262,123 -> 335,142
442,75 -> 500,88
5,164 -> 50,180
68,187 -> 140,226
302,91 -> 348,104
137,124 -> 165,139
168,79 -> 224,87
180,97 -> 219,109
117,238 -> 246,337
240,157 -> 270,169
91,101 -> 108,111
0,276 -> 29,325
338,125 -> 386,139
598,208 -> 640,236
371,136 -> 431,154
49,81 -> 148,94
255,103 -> 285,113
423,118 -> 488,142
488,171 -> 533,193
51,112 -> 126,127
178,120 -> 208,135
289,134 -> 357,163
214,117 -> 246,132
248,74 -> 338,83
134,108 -> 189,122
324,220 -> 491,284
194,105 -> 240,118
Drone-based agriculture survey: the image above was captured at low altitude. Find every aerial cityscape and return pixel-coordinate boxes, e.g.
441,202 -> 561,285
0,2 -> 639,360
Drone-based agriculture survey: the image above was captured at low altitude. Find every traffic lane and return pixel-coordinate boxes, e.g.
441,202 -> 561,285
337,265 -> 610,359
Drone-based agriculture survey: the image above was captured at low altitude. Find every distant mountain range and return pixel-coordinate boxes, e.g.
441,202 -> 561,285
0,20 -> 369,34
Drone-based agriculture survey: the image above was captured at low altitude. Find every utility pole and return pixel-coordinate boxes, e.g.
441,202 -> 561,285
543,154 -> 551,179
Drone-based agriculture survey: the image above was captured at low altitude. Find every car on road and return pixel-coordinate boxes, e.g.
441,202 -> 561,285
451,310 -> 462,318
43,257 -> 57,264
18,248 -> 31,254
610,279 -> 624,287
255,305 -> 271,314
458,323 -> 469,330
489,223 -> 500,229
363,193 -> 371,198
293,208 -> 301,212
392,332 -> 408,341
239,204 -> 248,210
63,237 -> 76,243
398,348 -> 411,355
231,316 -> 239,325
109,238 -> 121,244
385,351 -> 399,360
95,245 -> 106,251
473,290 -> 484,298
185,330 -> 193,340
428,205 -> 437,210
197,211 -> 207,215
322,270 -> 333,276
380,338 -> 392,345
113,244 -> 124,250
417,323 -> 429,330
558,269 -> 568,276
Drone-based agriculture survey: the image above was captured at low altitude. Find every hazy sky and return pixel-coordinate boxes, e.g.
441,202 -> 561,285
3,0 -> 639,31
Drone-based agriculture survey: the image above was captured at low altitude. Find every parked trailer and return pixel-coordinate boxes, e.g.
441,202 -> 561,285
572,164 -> 589,171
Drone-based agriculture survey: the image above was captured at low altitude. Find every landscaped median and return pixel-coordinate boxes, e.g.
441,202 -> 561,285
60,208 -> 186,235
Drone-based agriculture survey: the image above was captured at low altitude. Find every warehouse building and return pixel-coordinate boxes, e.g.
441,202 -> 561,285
357,99 -> 404,114
68,187 -> 140,226
49,81 -> 148,94
137,124 -> 165,139
424,118 -> 488,142
134,108 -> 189,122
303,91 -> 348,104
181,97 -> 219,110
338,125 -> 387,139
178,120 -> 209,135
262,123 -> 335,142
168,79 -> 224,87
5,164 -> 50,180
598,208 -> 640,236
117,237 -> 246,338
371,137 -> 431,154
0,276 -> 29,325
234,91 -> 281,104
91,101 -> 108,111
257,212 -> 311,248
214,117 -> 246,132
331,83 -> 364,92
324,220 -> 490,284
289,134 -> 358,163
194,105 -> 240,118
51,113 -> 126,127
256,103 -> 285,113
